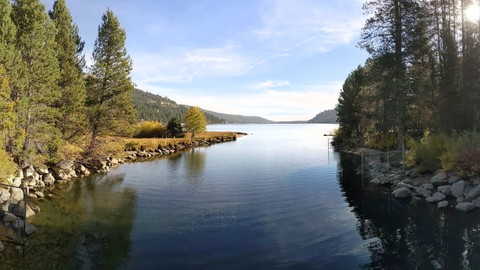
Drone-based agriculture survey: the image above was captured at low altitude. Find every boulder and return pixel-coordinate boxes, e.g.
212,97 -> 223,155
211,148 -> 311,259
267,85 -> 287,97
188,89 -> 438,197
423,183 -> 434,191
11,177 -> 21,187
9,188 -> 23,204
0,189 -> 10,204
25,224 -> 36,236
426,192 -> 447,203
438,200 -> 449,208
473,197 -> 480,208
448,175 -> 461,184
23,165 -> 35,178
457,196 -> 465,203
42,173 -> 55,186
415,187 -> 432,198
36,167 -> 49,175
111,158 -> 119,166
431,170 -> 447,183
34,191 -> 44,198
465,184 -> 480,200
397,182 -> 414,189
394,187 -> 412,198
451,180 -> 466,198
410,169 -> 421,178
437,185 -> 451,196
370,179 -> 381,185
455,202 -> 476,212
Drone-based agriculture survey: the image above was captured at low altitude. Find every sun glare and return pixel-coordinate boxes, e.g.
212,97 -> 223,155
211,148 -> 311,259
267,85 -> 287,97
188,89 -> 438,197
465,3 -> 480,22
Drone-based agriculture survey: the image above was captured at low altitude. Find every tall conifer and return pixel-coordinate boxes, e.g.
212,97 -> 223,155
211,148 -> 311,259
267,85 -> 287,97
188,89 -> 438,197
50,0 -> 87,141
12,0 -> 61,165
86,9 -> 136,152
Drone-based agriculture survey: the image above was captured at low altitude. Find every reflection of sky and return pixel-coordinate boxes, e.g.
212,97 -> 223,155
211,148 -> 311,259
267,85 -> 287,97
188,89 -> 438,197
116,124 -> 370,268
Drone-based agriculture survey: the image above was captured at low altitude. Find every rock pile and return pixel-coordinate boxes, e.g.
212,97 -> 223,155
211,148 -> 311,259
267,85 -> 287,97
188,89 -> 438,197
369,163 -> 480,213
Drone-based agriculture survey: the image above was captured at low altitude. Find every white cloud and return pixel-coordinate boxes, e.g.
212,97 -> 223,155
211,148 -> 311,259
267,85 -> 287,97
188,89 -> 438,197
254,80 -> 291,89
131,45 -> 254,84
254,0 -> 365,55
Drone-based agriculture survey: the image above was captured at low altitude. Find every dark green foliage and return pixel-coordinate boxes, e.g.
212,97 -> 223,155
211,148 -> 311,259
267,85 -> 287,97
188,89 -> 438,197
86,9 -> 136,149
167,117 -> 184,138
51,0 -> 87,141
307,109 -> 337,123
13,0 -> 61,166
132,88 -> 225,124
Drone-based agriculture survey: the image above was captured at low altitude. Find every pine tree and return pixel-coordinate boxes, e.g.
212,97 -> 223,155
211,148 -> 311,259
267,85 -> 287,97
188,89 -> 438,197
0,65 -> 18,179
12,0 -> 61,166
183,106 -> 207,138
50,0 -> 87,141
86,9 -> 136,152
0,0 -> 25,158
167,117 -> 184,138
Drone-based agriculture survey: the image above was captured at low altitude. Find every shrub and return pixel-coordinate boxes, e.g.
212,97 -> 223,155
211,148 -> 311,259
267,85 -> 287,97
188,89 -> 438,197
134,121 -> 167,138
406,132 -> 448,172
366,132 -> 397,151
457,149 -> 480,178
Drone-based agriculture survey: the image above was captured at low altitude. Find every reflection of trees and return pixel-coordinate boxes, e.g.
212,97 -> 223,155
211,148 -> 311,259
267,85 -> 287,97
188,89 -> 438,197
338,153 -> 480,269
2,173 -> 138,269
184,148 -> 206,190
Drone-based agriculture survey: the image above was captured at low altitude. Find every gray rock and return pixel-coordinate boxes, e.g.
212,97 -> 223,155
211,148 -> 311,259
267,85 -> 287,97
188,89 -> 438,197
0,189 -> 10,204
438,200 -> 449,208
457,196 -> 465,203
111,158 -> 119,166
31,205 -> 40,213
34,191 -> 44,198
36,167 -> 49,175
415,187 -> 432,198
0,241 -> 4,252
27,193 -> 37,199
25,224 -> 36,236
83,169 -> 91,176
9,188 -> 23,204
3,212 -> 17,222
426,192 -> 447,203
455,202 -> 476,212
394,187 -> 412,198
11,177 -> 21,187
423,183 -> 434,191
451,180 -> 466,198
466,184 -> 480,200
370,179 -> 381,185
397,182 -> 414,189
473,197 -> 480,208
448,175 -> 461,184
43,173 -> 55,186
410,169 -> 421,178
23,165 -> 35,178
437,185 -> 451,196
431,170 -> 447,182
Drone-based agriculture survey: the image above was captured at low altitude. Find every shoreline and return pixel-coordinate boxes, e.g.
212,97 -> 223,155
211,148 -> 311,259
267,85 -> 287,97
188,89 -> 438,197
343,148 -> 480,213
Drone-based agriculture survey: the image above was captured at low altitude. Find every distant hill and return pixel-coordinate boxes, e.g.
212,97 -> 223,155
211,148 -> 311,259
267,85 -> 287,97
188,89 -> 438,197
202,109 -> 273,124
132,89 -> 225,124
308,109 -> 337,123
132,88 -> 273,124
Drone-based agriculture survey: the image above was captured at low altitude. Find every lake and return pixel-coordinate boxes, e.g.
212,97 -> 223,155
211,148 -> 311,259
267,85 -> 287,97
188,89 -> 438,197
3,124 -> 480,269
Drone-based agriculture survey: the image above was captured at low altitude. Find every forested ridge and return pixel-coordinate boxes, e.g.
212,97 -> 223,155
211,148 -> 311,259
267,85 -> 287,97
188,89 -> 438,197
132,89 -> 226,124
334,0 -> 480,174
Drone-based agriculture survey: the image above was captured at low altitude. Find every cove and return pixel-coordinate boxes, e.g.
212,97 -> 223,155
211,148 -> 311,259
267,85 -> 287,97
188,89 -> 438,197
2,124 -> 480,269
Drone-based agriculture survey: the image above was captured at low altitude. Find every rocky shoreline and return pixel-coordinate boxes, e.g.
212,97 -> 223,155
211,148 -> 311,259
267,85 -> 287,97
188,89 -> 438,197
366,157 -> 480,212
0,135 -> 239,251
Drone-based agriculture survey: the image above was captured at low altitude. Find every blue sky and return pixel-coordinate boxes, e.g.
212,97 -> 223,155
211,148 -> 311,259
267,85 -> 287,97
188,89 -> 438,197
42,0 -> 369,121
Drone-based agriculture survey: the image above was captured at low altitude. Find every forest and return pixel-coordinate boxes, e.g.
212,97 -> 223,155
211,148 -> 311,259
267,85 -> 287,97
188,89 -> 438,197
0,0 -> 136,177
334,0 -> 480,174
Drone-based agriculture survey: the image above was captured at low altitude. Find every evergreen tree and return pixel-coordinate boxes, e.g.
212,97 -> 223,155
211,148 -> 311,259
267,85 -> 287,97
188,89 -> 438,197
0,65 -> 17,179
12,0 -> 61,166
50,0 -> 87,141
183,106 -> 207,138
167,117 -> 184,138
0,0 -> 25,158
86,9 -> 136,152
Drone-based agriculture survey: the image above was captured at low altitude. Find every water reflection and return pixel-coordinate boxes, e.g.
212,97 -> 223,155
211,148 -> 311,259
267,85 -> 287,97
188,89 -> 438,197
0,173 -> 137,270
184,148 -> 206,190
338,153 -> 480,269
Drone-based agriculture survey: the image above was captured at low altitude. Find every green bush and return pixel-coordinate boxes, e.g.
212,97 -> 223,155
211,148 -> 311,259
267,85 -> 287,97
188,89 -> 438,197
406,132 -> 448,172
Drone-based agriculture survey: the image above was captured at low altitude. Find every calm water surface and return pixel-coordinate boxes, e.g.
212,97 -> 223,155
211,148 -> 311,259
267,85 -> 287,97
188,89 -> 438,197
3,124 -> 480,269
